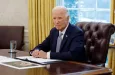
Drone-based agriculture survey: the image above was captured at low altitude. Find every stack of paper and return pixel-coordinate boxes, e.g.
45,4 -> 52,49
16,56 -> 62,65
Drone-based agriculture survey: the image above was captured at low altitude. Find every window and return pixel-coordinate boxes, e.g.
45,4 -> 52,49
56,0 -> 111,25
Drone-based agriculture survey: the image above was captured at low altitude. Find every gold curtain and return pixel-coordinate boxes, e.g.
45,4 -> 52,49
108,0 -> 115,75
28,0 -> 55,50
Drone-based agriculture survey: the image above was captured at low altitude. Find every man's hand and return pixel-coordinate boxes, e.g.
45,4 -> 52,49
38,50 -> 47,59
31,49 -> 39,58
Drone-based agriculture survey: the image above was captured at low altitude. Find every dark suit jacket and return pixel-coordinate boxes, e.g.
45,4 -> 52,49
31,23 -> 87,62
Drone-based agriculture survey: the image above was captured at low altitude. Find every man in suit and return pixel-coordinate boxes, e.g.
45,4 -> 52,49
30,6 -> 87,62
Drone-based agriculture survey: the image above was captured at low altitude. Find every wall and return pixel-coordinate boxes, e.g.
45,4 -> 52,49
0,0 -> 29,50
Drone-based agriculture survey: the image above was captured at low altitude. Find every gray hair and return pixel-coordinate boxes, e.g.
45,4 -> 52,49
52,6 -> 69,17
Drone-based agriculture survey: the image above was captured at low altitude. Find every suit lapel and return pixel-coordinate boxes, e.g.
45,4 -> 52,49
60,33 -> 69,50
60,24 -> 72,51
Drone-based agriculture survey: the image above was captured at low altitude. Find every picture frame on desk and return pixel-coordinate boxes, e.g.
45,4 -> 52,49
1,61 -> 44,69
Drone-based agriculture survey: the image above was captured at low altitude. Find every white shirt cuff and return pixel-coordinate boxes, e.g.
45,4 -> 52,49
47,52 -> 50,59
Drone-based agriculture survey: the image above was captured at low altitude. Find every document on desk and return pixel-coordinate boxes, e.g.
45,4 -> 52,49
16,56 -> 62,65
0,56 -> 44,69
0,56 -> 19,63
1,60 -> 44,69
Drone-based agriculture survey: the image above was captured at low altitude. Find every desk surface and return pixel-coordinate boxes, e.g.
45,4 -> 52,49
0,49 -> 111,75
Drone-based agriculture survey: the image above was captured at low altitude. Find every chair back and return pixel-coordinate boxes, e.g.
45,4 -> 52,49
0,26 -> 24,50
76,22 -> 115,65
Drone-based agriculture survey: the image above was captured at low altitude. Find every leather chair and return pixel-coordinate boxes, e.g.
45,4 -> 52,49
76,22 -> 115,66
0,26 -> 24,50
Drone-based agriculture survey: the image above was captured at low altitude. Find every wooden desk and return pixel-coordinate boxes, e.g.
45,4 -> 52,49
0,49 -> 112,75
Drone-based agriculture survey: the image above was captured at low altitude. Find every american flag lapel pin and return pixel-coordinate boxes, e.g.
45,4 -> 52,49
66,35 -> 68,37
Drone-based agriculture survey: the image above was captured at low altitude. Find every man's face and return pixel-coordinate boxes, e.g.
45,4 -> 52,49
52,10 -> 69,31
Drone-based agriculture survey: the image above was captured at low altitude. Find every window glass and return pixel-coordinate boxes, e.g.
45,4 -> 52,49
64,0 -> 78,8
78,10 -> 96,22
97,0 -> 110,8
56,0 -> 110,24
78,0 -> 96,8
68,10 -> 78,24
96,11 -> 110,22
